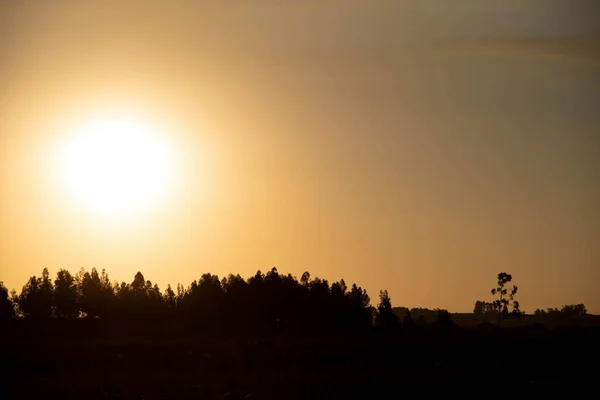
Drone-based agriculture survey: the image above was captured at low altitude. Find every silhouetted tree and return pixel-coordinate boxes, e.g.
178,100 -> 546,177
78,268 -> 114,318
246,270 -> 265,331
374,290 -> 400,333
115,272 -> 166,321
560,304 -> 587,316
147,282 -> 164,313
0,281 -> 15,320
473,301 -> 495,316
222,274 -> 249,329
54,269 -> 79,318
534,304 -> 586,318
434,308 -> 454,327
221,274 -> 249,322
16,268 -> 54,318
409,307 -> 437,323
179,272 -> 224,331
264,267 -> 285,331
473,301 -> 483,315
308,277 -> 331,331
346,284 -> 372,330
300,271 -> 310,287
391,307 -> 414,328
511,301 -> 522,317
164,284 -> 177,310
491,272 -> 519,327
330,280 -> 348,330
392,307 -> 409,318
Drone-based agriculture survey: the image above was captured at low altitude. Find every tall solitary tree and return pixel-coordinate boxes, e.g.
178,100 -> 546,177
491,272 -> 519,327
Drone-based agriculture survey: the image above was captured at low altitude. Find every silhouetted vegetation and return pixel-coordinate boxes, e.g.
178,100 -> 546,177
2,269 -> 597,399
0,281 -> 15,321
3,268 -> 594,334
374,290 -> 400,333
491,272 -> 520,326
5,267 -> 377,335
534,304 -> 588,317
54,269 -> 79,318
14,268 -> 54,319
473,300 -> 495,315
434,308 -> 454,327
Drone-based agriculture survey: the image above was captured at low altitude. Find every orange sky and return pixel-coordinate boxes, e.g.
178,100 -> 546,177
1,1 -> 599,313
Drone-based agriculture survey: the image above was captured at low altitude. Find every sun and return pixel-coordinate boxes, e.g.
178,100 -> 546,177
58,112 -> 177,219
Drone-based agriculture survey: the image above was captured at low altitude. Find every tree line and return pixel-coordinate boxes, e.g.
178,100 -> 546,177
473,302 -> 587,317
472,271 -> 587,321
1,267 -> 399,334
0,269 -> 589,335
533,304 -> 587,317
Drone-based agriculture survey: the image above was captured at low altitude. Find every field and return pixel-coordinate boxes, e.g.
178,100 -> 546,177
2,322 -> 598,399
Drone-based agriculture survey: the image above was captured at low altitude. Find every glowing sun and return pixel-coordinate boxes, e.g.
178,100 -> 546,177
58,112 -> 176,218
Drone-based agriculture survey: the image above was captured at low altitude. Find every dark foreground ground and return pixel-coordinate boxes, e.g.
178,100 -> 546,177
1,323 -> 598,399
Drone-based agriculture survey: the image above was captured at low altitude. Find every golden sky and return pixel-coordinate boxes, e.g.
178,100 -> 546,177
1,0 -> 599,313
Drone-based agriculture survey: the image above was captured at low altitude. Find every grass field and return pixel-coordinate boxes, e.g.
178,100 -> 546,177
2,322 -> 598,399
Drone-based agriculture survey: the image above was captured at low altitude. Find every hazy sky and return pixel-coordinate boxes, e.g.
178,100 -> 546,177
1,0 -> 599,313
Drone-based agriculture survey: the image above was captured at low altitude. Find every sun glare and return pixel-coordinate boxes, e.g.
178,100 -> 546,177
58,112 -> 176,219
